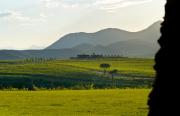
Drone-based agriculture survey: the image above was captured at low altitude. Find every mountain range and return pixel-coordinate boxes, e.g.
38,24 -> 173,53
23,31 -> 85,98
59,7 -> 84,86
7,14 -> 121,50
0,21 -> 161,60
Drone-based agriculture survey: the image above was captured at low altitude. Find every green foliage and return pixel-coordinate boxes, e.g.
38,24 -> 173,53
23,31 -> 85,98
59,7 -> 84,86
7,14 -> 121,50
109,69 -> 118,76
0,89 -> 150,116
100,63 -> 111,74
109,69 -> 118,87
100,63 -> 111,69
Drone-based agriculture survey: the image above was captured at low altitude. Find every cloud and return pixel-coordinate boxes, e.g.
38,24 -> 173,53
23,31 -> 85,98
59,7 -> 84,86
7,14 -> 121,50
0,10 -> 47,26
40,0 -> 60,8
40,0 -> 153,12
40,0 -> 80,8
40,13 -> 47,18
0,12 -> 12,18
0,11 -> 23,18
0,11 -> 30,21
93,0 -> 153,12
61,4 -> 79,8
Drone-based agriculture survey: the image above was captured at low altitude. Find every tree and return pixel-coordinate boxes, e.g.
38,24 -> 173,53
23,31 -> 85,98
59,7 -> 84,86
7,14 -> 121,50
109,69 -> 118,87
100,63 -> 111,75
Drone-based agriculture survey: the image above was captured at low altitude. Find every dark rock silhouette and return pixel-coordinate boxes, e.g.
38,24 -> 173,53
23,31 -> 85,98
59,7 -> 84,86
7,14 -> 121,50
148,0 -> 179,115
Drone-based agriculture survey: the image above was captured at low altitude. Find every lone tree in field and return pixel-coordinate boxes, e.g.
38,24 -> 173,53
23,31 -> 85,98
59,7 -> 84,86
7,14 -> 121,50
109,69 -> 118,87
100,63 -> 111,75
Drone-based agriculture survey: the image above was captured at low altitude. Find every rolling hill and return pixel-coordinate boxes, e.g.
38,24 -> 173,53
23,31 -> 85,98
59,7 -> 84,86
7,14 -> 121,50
46,21 -> 161,57
0,21 -> 161,60
47,21 -> 161,50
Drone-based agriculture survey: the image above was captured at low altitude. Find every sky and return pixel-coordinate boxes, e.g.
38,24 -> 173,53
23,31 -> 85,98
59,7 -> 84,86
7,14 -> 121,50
0,0 -> 166,50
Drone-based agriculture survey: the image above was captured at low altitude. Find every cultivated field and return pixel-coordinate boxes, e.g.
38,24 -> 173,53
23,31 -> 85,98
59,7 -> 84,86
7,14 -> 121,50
0,58 -> 153,115
0,58 -> 155,89
0,89 -> 150,116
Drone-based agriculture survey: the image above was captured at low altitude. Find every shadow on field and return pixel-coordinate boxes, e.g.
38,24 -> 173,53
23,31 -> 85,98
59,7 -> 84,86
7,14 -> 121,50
0,72 -> 152,90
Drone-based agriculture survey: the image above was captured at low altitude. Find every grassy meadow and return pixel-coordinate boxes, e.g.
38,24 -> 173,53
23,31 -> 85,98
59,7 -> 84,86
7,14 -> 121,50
0,89 -> 150,116
0,58 -> 153,115
0,58 -> 155,89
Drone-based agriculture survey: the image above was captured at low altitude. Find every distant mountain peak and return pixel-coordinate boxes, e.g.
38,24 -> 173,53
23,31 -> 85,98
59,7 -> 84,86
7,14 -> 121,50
154,20 -> 163,24
97,28 -> 127,32
146,20 -> 162,30
46,21 -> 161,50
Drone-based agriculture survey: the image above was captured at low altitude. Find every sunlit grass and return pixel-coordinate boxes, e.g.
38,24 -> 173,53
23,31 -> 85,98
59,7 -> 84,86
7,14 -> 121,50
0,89 -> 150,116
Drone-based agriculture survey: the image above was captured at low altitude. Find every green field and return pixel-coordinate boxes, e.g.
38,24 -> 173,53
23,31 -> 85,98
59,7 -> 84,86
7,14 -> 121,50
0,58 -> 155,89
0,59 -> 152,115
0,89 -> 150,116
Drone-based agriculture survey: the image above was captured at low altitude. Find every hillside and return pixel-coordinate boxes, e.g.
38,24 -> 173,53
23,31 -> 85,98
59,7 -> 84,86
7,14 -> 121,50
47,21 -> 161,50
46,21 -> 161,58
0,21 -> 161,60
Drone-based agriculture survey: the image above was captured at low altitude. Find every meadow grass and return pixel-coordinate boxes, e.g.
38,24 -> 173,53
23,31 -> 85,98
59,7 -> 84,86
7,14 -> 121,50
0,58 -> 155,89
0,89 -> 150,116
0,58 -> 155,78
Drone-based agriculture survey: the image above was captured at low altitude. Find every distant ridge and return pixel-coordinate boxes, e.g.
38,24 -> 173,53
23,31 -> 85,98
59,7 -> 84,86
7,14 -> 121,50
47,21 -> 161,50
0,21 -> 162,60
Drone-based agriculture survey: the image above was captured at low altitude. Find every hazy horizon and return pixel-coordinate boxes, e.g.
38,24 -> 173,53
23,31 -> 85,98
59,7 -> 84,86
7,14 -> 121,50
0,0 -> 165,50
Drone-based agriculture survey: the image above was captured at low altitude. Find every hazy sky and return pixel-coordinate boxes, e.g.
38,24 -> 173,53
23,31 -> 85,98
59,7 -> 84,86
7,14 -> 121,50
0,0 -> 166,50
